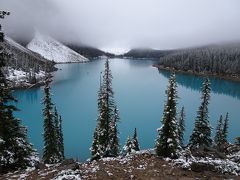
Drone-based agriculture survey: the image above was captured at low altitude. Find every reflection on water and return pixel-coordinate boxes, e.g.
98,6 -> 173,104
158,69 -> 240,99
13,88 -> 40,104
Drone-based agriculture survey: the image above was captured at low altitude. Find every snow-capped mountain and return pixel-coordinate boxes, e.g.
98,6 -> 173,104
27,32 -> 89,63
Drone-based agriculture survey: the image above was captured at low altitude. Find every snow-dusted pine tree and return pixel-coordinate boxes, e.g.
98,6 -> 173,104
214,115 -> 223,147
189,78 -> 212,148
53,107 -> 64,161
90,127 -> 100,160
155,73 -> 179,158
91,59 -> 120,159
53,107 -> 60,156
0,12 -> 37,173
59,115 -> 65,160
132,128 -> 140,151
108,106 -> 120,157
235,137 -> 240,145
123,136 -> 133,155
42,77 -> 59,164
222,112 -> 229,144
90,83 -> 104,160
178,107 -> 185,148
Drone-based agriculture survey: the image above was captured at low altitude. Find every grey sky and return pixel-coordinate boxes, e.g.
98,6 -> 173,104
1,0 -> 240,53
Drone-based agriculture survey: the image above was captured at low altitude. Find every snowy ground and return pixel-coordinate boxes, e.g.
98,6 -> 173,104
5,67 -> 46,89
1,149 -> 239,180
170,149 -> 240,176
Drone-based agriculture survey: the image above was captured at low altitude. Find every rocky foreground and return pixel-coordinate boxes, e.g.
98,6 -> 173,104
1,149 -> 240,180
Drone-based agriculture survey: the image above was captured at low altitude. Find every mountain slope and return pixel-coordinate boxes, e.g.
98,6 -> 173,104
3,36 -> 56,72
1,36 -> 56,88
156,43 -> 240,80
27,33 -> 89,63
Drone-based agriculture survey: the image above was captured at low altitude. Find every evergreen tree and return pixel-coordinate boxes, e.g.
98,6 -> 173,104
178,107 -> 185,147
90,83 -> 103,160
189,78 -> 212,147
214,115 -> 223,147
53,107 -> 64,161
132,128 -> 140,151
123,136 -> 133,155
235,137 -> 240,145
155,73 -> 179,158
90,127 -> 100,160
91,59 -> 120,159
54,107 -> 60,145
108,106 -> 120,157
42,76 -> 59,164
222,112 -> 229,144
0,11 -> 36,173
59,115 -> 64,160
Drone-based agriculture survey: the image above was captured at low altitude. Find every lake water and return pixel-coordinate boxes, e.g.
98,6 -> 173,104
13,58 -> 240,161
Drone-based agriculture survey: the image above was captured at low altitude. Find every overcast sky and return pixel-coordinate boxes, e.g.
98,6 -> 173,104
1,0 -> 240,53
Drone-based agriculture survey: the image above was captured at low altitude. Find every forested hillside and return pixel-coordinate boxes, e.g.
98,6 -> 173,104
2,36 -> 56,72
157,44 -> 240,79
66,44 -> 114,59
1,36 -> 56,88
123,48 -> 173,59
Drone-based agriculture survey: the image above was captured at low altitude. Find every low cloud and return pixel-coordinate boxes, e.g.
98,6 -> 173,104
1,0 -> 240,51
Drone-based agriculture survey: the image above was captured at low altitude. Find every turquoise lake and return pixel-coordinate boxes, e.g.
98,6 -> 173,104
13,58 -> 240,161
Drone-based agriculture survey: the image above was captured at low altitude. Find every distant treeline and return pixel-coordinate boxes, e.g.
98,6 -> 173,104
66,44 -> 114,59
122,48 -> 173,59
157,44 -> 240,78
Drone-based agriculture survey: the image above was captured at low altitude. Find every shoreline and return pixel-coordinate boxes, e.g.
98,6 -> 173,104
153,64 -> 240,83
10,60 -> 240,91
8,61 -> 87,90
10,80 -> 45,90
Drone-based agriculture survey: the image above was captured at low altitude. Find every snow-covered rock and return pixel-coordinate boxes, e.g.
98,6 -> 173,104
27,32 -> 89,63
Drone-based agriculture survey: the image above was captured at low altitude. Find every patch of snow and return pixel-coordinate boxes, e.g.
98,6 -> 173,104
135,148 -> 156,155
53,169 -> 81,180
27,32 -> 88,63
171,149 -> 240,176
39,169 -> 58,177
106,170 -> 113,176
5,67 -> 45,87
136,164 -> 146,170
